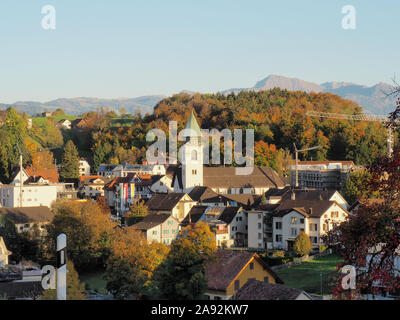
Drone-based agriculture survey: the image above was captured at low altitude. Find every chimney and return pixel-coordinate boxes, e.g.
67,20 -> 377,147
309,208 -> 313,215
291,192 -> 296,200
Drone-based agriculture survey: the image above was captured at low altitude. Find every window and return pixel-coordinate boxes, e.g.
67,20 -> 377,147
152,230 -> 157,235
258,233 -> 262,239
291,228 -> 297,236
275,222 -> 282,230
331,211 -> 339,218
191,150 -> 198,161
192,169 -> 197,175
291,217 -> 297,224
234,280 -> 240,291
276,235 -> 282,242
258,223 -> 262,229
250,263 -> 254,270
300,218 -> 304,224
323,224 -> 328,231
258,214 -> 262,219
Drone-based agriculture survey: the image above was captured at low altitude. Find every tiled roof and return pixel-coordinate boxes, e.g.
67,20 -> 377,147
218,207 -> 242,224
265,187 -> 337,202
189,186 -> 219,202
231,279 -> 308,300
146,193 -> 188,211
181,205 -> 208,226
0,206 -> 53,224
25,166 -> 59,183
274,200 -> 336,218
203,167 -> 287,189
206,250 -> 283,292
130,213 -> 174,231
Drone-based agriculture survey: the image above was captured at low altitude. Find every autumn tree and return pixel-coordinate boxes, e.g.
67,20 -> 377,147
45,199 -> 115,271
41,260 -> 86,300
293,232 -> 312,257
124,201 -> 148,226
104,227 -> 169,299
60,140 -> 79,180
152,222 -> 216,300
324,149 -> 400,298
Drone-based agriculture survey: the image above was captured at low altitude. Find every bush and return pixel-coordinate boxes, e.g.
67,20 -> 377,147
271,250 -> 285,258
293,232 -> 312,257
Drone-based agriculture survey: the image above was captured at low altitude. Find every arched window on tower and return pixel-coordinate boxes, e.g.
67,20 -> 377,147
191,150 -> 198,161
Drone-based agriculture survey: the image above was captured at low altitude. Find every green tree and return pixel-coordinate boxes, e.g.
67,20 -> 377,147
60,140 -> 79,180
41,260 -> 86,300
343,169 -> 378,204
293,232 -> 312,257
125,201 -> 148,226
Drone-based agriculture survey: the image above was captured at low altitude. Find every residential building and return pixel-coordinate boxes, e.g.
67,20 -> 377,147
218,207 -> 248,247
0,206 -> 53,235
79,176 -> 112,199
79,159 -> 91,176
130,213 -> 180,245
0,184 -> 57,208
205,250 -> 283,300
206,219 -> 233,248
231,279 -> 312,300
180,205 -> 208,227
0,237 -> 11,266
58,119 -> 72,130
97,163 -> 166,178
145,193 -> 196,223
291,161 -> 355,190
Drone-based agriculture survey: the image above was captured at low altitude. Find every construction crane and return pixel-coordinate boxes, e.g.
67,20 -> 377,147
306,110 -> 395,157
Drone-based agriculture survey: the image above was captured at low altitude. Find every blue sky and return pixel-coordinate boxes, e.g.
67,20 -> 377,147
0,0 -> 399,103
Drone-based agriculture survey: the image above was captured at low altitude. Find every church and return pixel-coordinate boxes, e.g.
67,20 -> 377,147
168,111 -> 287,195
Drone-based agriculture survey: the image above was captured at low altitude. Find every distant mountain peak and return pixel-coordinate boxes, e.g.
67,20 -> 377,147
222,74 -> 396,114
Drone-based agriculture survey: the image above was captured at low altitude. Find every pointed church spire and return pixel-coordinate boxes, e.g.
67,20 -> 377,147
184,110 -> 202,137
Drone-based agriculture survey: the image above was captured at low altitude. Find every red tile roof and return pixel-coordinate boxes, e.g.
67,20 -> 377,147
25,166 -> 59,183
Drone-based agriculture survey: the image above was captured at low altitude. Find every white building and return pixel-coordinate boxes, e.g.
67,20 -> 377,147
130,213 -> 180,245
97,163 -> 166,178
79,159 -> 91,176
0,184 -> 57,208
248,199 -> 349,251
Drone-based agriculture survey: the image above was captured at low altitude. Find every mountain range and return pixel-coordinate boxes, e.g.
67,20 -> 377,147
223,75 -> 396,115
0,75 -> 396,116
0,95 -> 166,116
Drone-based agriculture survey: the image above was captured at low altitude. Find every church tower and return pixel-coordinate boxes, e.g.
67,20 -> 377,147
181,110 -> 203,193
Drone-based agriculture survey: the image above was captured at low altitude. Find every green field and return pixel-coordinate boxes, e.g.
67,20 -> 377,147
80,271 -> 108,294
32,114 -> 78,128
276,254 -> 344,295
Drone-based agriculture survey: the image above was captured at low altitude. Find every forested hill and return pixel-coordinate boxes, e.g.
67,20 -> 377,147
149,89 -> 389,166
0,89 -> 390,183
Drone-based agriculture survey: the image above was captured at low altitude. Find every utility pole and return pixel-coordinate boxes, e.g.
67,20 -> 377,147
19,154 -> 23,208
293,143 -> 322,188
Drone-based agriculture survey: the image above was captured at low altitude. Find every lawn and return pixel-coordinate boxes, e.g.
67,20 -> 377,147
276,254 -> 344,295
80,271 -> 108,294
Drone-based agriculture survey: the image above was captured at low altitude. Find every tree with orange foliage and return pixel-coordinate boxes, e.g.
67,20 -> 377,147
104,227 -> 169,299
45,199 -> 115,271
